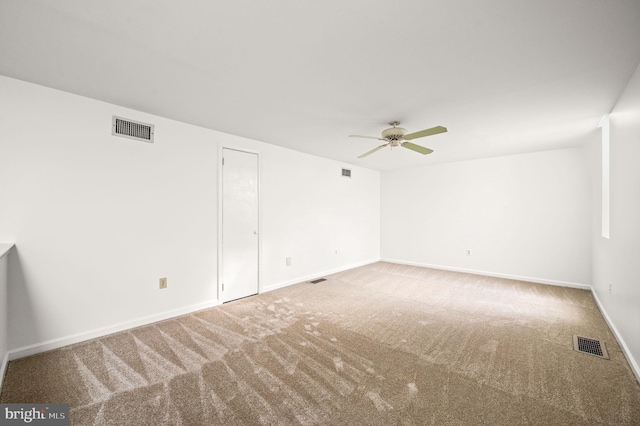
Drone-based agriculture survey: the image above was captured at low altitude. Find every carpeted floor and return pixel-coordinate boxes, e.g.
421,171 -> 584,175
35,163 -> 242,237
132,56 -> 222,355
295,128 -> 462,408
2,262 -> 639,425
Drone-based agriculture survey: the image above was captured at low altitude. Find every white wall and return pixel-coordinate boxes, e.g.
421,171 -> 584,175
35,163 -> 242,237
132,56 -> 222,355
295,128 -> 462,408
0,76 -> 380,355
591,62 -> 640,378
381,147 -> 592,286
259,147 -> 380,290
212,135 -> 380,291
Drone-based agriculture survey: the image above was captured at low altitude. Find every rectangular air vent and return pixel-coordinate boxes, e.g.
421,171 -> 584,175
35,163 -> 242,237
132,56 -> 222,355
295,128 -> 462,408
341,168 -> 351,178
112,116 -> 154,143
573,335 -> 609,359
310,278 -> 327,284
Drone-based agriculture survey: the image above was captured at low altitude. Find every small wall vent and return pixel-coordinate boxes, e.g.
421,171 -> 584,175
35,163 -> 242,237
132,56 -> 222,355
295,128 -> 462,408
573,335 -> 609,359
341,168 -> 351,178
112,116 -> 154,143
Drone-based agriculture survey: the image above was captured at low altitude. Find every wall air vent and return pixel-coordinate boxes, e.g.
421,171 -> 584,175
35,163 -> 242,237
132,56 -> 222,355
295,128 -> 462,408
341,168 -> 351,178
112,116 -> 154,143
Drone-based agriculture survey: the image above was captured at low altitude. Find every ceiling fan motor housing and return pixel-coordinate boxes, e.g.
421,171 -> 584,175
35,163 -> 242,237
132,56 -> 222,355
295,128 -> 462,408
381,126 -> 407,141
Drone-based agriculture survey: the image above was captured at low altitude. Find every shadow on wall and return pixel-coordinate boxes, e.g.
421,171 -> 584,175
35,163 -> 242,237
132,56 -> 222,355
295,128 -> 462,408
7,248 -> 40,352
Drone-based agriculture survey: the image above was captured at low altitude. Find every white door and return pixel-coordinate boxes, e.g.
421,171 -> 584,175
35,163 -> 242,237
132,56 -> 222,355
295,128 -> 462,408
221,148 -> 259,302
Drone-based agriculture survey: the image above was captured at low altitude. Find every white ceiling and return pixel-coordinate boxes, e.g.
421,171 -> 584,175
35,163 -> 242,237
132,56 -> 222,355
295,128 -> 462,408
2,1 -> 639,171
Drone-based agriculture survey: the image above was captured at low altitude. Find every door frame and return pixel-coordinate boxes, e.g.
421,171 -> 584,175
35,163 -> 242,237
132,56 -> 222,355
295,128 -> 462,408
217,144 -> 262,303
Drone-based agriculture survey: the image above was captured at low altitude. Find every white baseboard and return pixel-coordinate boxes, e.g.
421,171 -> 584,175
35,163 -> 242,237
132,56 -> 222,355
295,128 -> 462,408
8,299 -> 221,361
7,258 -> 381,362
382,257 -> 639,384
7,258 -> 379,361
262,258 -> 380,293
591,289 -> 640,384
4,257 -> 570,393
381,258 -> 591,290
7,258 -> 637,390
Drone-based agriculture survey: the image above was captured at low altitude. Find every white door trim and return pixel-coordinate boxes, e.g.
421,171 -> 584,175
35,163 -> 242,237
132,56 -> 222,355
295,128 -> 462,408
217,145 -> 262,303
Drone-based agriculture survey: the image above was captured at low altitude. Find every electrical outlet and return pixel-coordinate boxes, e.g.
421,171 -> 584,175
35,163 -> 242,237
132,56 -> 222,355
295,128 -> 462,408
159,277 -> 167,289
286,257 -> 291,266
609,282 -> 612,294
335,249 -> 338,255
467,249 -> 472,256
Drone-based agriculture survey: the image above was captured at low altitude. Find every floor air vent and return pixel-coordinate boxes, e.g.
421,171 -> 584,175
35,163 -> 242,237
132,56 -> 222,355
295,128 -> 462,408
112,116 -> 154,143
310,278 -> 327,284
573,335 -> 609,359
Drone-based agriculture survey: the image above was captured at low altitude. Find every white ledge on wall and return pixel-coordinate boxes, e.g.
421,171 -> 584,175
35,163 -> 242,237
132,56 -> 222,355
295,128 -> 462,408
0,243 -> 13,259
0,243 -> 15,392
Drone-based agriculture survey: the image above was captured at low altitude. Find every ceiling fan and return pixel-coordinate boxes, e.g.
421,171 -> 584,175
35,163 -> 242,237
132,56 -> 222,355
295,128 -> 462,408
350,121 -> 447,158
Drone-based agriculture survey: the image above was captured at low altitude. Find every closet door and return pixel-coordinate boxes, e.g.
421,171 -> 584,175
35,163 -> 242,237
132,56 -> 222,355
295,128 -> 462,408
221,148 -> 259,302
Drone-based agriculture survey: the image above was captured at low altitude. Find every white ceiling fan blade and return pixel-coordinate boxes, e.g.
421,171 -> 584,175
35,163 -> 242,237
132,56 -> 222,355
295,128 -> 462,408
404,126 -> 447,140
349,135 -> 386,141
358,144 -> 388,158
402,142 -> 433,155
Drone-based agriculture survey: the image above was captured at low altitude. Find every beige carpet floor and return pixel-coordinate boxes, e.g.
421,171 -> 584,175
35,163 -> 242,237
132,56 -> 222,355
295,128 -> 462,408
1,262 -> 639,425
